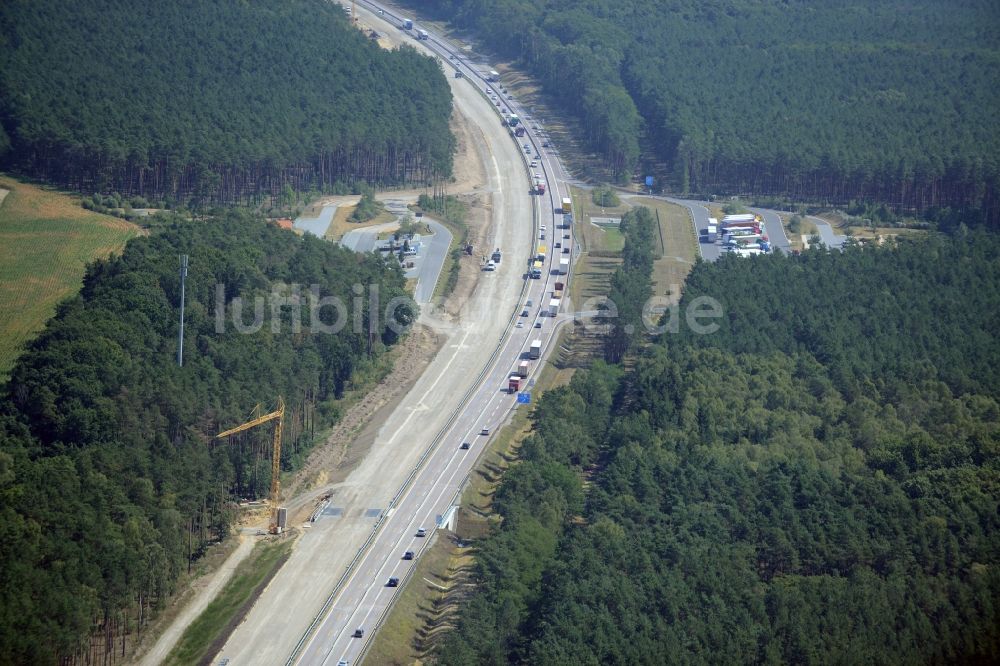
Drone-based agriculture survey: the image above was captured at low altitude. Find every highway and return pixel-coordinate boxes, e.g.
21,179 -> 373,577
289,5 -> 574,664
213,3 -> 573,665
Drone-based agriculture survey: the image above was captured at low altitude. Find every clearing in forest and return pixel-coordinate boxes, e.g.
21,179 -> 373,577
0,175 -> 141,380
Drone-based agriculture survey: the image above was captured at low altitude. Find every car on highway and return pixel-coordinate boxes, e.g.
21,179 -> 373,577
461,441 -> 471,449
521,308 -> 529,316
555,241 -> 561,248
480,427 -> 490,435
563,247 -> 570,253
516,321 -> 524,328
540,232 -> 545,240
338,660 -> 349,666
542,142 -> 550,147
387,577 -> 399,587
530,160 -> 537,167
534,321 -> 542,328
416,527 -> 427,537
540,224 -> 546,231
353,629 -> 364,638
403,551 -> 414,560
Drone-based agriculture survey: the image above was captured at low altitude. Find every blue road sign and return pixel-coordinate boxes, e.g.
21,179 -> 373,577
517,392 -> 531,404
644,175 -> 654,187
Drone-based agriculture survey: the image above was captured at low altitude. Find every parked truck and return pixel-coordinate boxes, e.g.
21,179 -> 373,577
703,217 -> 719,242
529,339 -> 542,359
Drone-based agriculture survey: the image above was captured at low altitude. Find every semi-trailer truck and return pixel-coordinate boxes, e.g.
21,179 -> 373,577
529,339 -> 542,359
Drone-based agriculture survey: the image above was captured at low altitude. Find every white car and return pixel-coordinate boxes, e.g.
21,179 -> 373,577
530,160 -> 537,167
516,321 -> 524,328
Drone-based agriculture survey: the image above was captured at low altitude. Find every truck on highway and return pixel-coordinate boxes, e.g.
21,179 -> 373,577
530,260 -> 543,279
558,257 -> 569,274
487,70 -> 500,82
722,213 -> 756,224
529,339 -> 542,359
514,126 -> 526,137
561,197 -> 572,214
533,177 -> 546,195
536,245 -> 546,261
548,298 -> 560,316
508,375 -> 522,393
402,18 -> 413,30
417,29 -> 429,40
508,114 -> 520,126
518,360 -> 529,378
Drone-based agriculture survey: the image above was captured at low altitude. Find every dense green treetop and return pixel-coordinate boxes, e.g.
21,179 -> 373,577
0,0 -> 454,201
0,212 -> 412,661
436,232 -> 1000,664
416,0 -> 999,219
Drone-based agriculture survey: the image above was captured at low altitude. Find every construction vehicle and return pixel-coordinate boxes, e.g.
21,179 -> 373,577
216,397 -> 286,534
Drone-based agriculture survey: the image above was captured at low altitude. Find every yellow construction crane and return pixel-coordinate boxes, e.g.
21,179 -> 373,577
216,397 -> 286,533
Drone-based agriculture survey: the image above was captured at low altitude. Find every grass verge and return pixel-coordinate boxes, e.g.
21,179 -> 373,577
163,537 -> 294,666
632,197 -> 698,296
0,174 -> 140,381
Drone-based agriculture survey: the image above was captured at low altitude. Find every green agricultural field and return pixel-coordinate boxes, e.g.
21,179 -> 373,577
0,175 -> 140,380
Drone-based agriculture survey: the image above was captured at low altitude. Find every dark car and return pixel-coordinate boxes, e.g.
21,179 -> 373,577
461,442 -> 471,450
387,577 -> 399,587
403,551 -> 415,560
353,628 -> 364,638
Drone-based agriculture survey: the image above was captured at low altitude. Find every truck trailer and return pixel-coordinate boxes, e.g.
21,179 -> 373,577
558,258 -> 569,275
417,29 -> 429,40
402,18 -> 413,30
561,197 -> 572,214
518,360 -> 529,378
548,298 -> 560,316
529,339 -> 542,359
508,375 -> 522,393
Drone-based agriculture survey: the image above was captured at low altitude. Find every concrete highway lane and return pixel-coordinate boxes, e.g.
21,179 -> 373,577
213,3 -> 573,664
